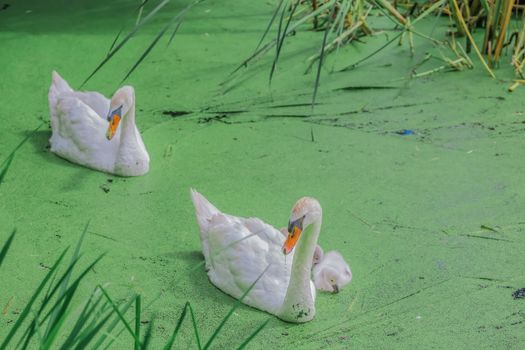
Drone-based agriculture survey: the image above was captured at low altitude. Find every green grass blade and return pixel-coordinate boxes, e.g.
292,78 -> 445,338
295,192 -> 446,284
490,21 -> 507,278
167,0 -> 202,47
17,258 -> 80,350
188,303 -> 202,350
120,3 -> 189,83
311,2 -> 337,110
230,40 -> 275,76
19,254 -> 105,348
339,32 -> 403,72
166,18 -> 184,48
0,153 -> 15,187
71,308 -> 117,350
229,0 -> 335,77
203,264 -> 270,350
162,302 -> 192,350
109,0 -> 151,55
81,0 -> 171,87
412,0 -> 445,25
107,26 -> 125,56
135,295 -> 141,350
235,318 -> 270,350
0,248 -> 69,349
99,290 -> 164,350
254,0 -> 285,54
43,221 -> 90,338
99,285 -> 142,347
479,0 -> 490,13
40,282 -> 80,350
449,0 -> 495,78
141,315 -> 155,349
269,0 -> 300,85
0,122 -> 43,187
0,228 -> 16,267
39,254 -> 105,327
270,0 -> 285,77
162,304 -> 187,350
123,0 -> 206,82
58,288 -> 105,349
162,302 -> 201,349
18,268 -> 59,349
136,0 -> 151,25
94,295 -> 137,350
0,122 -> 43,170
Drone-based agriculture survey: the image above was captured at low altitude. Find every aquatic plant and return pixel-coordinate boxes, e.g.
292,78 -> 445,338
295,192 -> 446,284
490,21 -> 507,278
227,0 -> 525,106
0,225 -> 269,349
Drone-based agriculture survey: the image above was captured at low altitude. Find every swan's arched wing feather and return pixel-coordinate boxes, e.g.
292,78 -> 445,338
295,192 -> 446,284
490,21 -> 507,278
72,91 -> 110,120
205,213 -> 290,314
241,217 -> 285,247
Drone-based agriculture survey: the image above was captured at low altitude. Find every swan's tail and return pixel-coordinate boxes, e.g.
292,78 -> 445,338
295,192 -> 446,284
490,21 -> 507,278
190,188 -> 221,232
48,71 -> 73,119
190,189 -> 222,270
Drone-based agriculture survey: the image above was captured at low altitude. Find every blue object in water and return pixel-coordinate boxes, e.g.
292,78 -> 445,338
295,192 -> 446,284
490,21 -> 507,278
396,129 -> 414,135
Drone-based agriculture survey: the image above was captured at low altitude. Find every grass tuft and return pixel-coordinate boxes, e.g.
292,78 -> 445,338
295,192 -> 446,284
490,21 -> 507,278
2,224 -> 270,349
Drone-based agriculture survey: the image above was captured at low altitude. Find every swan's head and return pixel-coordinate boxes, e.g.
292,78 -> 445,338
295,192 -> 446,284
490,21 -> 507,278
106,86 -> 135,140
313,251 -> 352,293
282,197 -> 322,255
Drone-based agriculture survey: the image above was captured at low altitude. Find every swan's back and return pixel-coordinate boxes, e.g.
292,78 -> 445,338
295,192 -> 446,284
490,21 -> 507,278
190,189 -> 292,315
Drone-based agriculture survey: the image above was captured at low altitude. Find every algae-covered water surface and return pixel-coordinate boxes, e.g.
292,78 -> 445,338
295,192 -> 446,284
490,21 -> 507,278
1,0 -> 525,348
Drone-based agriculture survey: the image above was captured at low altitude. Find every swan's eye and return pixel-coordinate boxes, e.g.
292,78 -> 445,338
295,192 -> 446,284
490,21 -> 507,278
107,105 -> 123,121
288,215 -> 305,234
106,105 -> 123,141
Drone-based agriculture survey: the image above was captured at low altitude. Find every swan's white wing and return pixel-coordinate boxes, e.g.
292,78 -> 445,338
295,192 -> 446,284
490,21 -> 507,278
50,96 -> 120,172
72,91 -> 110,120
49,71 -> 109,120
205,213 -> 292,315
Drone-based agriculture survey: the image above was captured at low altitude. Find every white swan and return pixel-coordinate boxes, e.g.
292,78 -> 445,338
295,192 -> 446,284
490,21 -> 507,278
48,71 -> 149,176
190,189 -> 322,323
312,251 -> 352,293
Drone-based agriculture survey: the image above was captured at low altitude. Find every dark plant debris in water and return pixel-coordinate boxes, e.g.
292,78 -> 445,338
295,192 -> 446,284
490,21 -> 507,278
335,85 -> 398,91
100,184 -> 110,193
198,114 -> 229,124
268,102 -> 321,109
512,288 -> 525,299
480,224 -> 499,233
162,110 -> 192,117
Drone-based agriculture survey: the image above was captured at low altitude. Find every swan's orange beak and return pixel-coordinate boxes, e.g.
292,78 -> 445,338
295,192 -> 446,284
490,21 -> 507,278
283,225 -> 302,255
106,106 -> 122,140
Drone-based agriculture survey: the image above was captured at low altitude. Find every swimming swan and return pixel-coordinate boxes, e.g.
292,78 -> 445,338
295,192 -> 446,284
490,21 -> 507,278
48,71 -> 149,176
190,189 -> 323,323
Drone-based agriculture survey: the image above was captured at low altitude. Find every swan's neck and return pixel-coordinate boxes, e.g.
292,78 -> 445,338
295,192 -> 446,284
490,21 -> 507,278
114,100 -> 149,176
279,217 -> 321,323
119,101 -> 138,147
